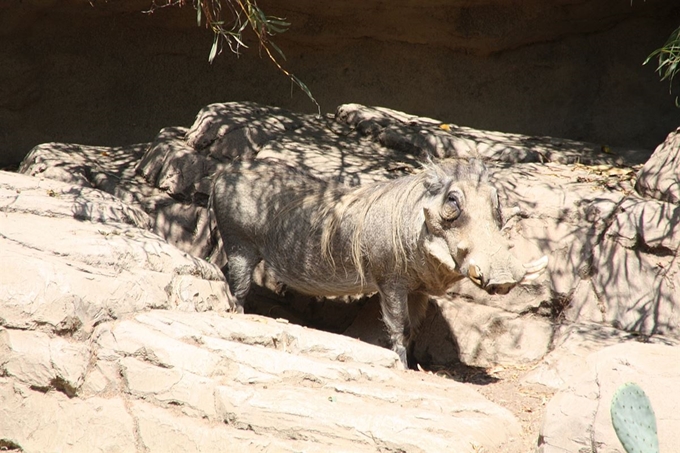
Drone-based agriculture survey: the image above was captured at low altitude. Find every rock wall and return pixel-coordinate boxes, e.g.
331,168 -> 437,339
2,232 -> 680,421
2,0 -> 679,166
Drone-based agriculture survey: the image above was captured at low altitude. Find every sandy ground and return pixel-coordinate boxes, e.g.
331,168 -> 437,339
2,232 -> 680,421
425,362 -> 556,453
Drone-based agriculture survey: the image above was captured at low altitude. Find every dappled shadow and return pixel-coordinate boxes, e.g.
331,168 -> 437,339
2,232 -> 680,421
425,362 -> 500,385
589,196 -> 680,336
15,101 -> 678,367
493,155 -> 680,337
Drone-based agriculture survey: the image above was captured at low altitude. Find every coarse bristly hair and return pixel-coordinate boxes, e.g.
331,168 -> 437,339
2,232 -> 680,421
317,158 -> 489,285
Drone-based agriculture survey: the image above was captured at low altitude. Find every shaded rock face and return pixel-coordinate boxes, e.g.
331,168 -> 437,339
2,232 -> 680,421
636,127 -> 680,204
2,0 -> 679,166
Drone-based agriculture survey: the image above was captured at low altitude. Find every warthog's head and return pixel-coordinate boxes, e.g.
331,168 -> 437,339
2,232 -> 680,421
421,159 -> 547,295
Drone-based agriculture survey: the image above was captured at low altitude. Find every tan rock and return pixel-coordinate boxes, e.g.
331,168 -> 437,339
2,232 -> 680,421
0,380 -> 137,453
539,343 -> 680,452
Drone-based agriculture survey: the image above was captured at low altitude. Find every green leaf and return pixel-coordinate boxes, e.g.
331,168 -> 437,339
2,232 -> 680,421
269,19 -> 291,27
269,41 -> 286,61
291,74 -> 321,116
190,0 -> 319,112
267,24 -> 288,35
196,0 -> 202,26
208,34 -> 219,63
231,33 -> 247,49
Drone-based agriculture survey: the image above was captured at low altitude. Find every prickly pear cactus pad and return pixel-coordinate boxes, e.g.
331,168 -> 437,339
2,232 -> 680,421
610,382 -> 660,453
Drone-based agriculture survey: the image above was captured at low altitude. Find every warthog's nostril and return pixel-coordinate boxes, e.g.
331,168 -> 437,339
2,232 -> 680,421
488,283 -> 513,295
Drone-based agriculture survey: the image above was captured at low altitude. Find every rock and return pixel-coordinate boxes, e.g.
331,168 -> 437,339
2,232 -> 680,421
109,311 -> 523,452
428,297 -> 553,368
345,295 -> 553,368
0,381 -> 138,453
560,194 -> 680,337
523,322 -> 679,390
0,308 -> 525,453
0,329 -> 89,395
0,164 -> 526,451
3,0 -> 678,168
636,127 -> 680,203
538,342 -> 680,453
336,104 -> 628,165
0,170 -> 232,337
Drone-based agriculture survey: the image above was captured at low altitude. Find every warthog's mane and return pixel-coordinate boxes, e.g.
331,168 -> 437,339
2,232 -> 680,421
315,159 -> 489,283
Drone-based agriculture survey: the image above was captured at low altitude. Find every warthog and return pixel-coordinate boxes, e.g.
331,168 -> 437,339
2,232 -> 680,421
211,158 -> 547,368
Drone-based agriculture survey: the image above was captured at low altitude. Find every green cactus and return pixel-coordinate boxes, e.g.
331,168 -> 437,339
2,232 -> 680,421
610,382 -> 659,453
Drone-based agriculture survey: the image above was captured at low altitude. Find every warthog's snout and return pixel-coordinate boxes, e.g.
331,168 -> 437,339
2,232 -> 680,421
467,255 -> 549,295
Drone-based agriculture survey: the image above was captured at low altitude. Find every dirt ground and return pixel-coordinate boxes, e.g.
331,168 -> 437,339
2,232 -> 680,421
424,362 -> 556,453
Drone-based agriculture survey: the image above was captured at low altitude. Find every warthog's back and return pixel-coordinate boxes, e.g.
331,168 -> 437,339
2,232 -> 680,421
211,160 -> 368,296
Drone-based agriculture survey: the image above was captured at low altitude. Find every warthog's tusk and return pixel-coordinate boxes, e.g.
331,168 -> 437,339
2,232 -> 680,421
468,262 -> 484,286
524,255 -> 549,273
520,255 -> 549,283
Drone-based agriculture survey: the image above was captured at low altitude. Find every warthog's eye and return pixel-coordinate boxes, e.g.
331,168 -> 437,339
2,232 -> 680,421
442,192 -> 461,221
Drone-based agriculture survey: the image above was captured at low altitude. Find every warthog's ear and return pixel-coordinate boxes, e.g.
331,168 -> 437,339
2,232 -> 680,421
422,163 -> 447,194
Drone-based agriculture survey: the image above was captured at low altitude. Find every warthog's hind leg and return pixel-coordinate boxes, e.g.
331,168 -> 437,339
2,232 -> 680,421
223,242 -> 261,314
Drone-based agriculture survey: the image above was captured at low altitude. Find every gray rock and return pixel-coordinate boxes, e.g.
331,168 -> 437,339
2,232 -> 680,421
0,167 -> 524,452
430,297 -> 553,367
13,101 -> 680,451
345,295 -> 553,368
0,170 -> 232,337
99,310 -> 523,453
0,329 -> 89,395
0,380 -> 138,453
523,322 -> 679,390
559,194 -> 680,337
0,308 -> 526,453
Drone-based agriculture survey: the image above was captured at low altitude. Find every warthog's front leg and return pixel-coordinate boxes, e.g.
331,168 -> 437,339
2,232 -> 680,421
378,281 -> 413,369
406,292 -> 430,368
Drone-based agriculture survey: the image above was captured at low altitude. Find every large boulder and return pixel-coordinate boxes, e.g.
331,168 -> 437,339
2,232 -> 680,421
0,170 -> 231,336
636,127 -> 680,204
0,310 -> 524,452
